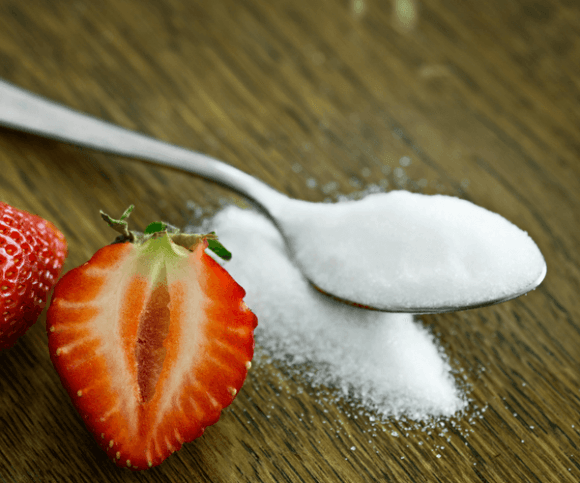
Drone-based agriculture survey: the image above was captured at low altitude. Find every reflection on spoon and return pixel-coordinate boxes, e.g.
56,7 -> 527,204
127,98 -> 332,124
0,79 -> 546,313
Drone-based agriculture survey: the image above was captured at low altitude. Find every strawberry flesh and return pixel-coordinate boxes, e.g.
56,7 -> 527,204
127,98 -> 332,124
47,233 -> 257,470
135,280 -> 171,403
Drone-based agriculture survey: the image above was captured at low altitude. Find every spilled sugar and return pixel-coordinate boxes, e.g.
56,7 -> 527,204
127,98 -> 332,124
196,205 -> 467,420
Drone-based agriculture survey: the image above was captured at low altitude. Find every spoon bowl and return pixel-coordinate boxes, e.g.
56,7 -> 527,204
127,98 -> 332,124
0,79 -> 547,313
274,193 -> 547,313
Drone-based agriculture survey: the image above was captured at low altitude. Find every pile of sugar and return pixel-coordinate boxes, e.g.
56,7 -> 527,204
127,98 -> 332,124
278,190 -> 546,310
196,206 -> 466,420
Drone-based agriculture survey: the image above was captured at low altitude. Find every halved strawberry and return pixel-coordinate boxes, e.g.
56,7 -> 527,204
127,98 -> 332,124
46,207 -> 257,470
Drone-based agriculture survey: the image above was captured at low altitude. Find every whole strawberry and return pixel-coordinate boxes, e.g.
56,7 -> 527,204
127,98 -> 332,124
0,202 -> 67,349
46,206 -> 257,470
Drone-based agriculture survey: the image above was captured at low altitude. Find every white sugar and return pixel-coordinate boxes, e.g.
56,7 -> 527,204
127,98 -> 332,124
199,205 -> 466,419
279,191 -> 546,310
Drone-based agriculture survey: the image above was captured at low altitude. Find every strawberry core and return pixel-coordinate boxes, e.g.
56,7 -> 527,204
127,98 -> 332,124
135,279 -> 171,403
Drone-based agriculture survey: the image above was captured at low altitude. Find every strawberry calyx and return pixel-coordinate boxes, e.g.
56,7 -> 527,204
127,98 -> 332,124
100,205 -> 231,260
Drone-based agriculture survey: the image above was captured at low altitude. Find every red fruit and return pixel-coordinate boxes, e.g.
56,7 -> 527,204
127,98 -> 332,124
46,207 -> 257,470
0,202 -> 67,349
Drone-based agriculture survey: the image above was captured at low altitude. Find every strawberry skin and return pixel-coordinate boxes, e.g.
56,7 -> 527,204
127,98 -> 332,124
0,202 -> 67,349
46,230 -> 257,470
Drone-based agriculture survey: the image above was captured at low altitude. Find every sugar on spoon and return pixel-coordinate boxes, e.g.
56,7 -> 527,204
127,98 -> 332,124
0,79 -> 547,313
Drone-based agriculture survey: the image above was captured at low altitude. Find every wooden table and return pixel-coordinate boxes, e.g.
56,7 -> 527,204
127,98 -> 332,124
1,0 -> 579,481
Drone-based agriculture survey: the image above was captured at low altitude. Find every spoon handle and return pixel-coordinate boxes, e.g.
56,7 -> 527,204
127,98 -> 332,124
0,78 -> 287,213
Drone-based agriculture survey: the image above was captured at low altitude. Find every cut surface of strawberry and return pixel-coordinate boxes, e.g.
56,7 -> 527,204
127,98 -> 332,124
46,208 -> 257,470
0,202 -> 67,349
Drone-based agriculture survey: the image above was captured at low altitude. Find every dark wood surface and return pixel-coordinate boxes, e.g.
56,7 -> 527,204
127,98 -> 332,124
1,0 -> 579,481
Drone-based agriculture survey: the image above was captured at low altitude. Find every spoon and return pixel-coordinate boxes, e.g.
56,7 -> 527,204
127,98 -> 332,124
0,79 -> 547,313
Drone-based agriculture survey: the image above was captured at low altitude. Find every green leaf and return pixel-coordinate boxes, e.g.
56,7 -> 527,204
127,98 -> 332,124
119,205 -> 135,221
207,238 -> 232,261
145,221 -> 167,234
100,205 -> 135,240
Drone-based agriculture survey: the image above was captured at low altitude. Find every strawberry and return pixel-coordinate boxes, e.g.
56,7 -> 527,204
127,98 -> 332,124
46,206 -> 257,470
0,202 -> 67,349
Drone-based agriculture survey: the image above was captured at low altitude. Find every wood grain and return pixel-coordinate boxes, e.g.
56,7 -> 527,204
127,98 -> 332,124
1,0 -> 579,481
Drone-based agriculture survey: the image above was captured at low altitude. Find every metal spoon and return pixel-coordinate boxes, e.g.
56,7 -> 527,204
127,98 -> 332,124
0,79 -> 546,313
